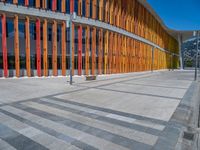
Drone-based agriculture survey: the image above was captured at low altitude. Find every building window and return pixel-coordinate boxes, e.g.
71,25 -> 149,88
82,0 -> 86,17
19,20 -> 26,69
74,0 -> 78,14
66,0 -> 70,14
57,0 -> 61,12
29,0 -> 35,7
47,0 -> 52,10
57,25 -> 62,70
18,0 -> 24,5
47,24 -> 52,69
6,18 -> 15,71
30,22 -> 36,70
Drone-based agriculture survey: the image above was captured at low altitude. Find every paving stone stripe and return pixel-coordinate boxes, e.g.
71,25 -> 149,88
35,98 -> 163,136
23,101 -> 158,146
0,139 -> 17,150
95,87 -> 182,101
1,106 -> 128,150
10,103 -> 153,150
0,123 -> 49,150
0,111 -> 84,150
40,98 -> 165,131
0,109 -> 97,150
51,96 -> 167,125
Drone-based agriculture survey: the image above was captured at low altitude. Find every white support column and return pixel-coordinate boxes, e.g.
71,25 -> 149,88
178,34 -> 184,70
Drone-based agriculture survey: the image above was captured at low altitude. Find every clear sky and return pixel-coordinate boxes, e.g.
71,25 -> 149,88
147,0 -> 200,31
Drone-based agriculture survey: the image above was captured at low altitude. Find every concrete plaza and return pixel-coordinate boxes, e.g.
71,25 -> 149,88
0,70 -> 199,150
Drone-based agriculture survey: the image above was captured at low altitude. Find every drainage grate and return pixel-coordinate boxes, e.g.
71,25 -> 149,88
183,132 -> 195,141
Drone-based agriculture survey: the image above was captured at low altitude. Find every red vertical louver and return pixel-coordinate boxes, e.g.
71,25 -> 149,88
78,25 -> 82,76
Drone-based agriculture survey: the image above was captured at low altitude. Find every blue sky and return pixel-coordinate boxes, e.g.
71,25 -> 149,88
147,0 -> 200,31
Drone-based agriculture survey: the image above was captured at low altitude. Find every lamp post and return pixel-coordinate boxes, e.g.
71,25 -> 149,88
67,12 -> 77,85
194,31 -> 199,81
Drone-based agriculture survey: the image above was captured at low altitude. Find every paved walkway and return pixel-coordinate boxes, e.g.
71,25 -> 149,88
0,70 -> 195,150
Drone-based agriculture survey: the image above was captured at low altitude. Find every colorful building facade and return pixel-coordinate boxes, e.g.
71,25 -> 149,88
0,0 -> 179,78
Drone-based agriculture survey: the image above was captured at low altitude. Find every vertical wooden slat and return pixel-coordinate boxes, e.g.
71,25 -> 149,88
13,0 -> 18,4
92,0 -> 97,19
78,0 -> 82,16
14,15 -> 20,77
85,0 -> 90,18
78,25 -> 82,76
35,0 -> 40,8
85,26 -> 90,75
91,27 -> 96,75
52,20 -> 57,76
1,14 -> 8,77
61,0 -> 66,13
98,29 -> 103,75
43,19 -> 48,76
42,0 -> 47,9
36,18 -> 41,77
61,21 -> 66,76
25,16 -> 31,77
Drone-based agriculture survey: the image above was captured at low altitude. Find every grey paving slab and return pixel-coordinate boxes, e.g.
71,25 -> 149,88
56,88 -> 180,121
39,98 -> 165,131
0,123 -> 48,150
10,103 -> 152,150
1,106 -> 128,150
36,98 -> 163,136
0,111 -> 82,150
0,139 -> 17,150
22,101 -> 158,146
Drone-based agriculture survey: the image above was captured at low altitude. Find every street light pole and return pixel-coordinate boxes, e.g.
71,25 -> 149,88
67,12 -> 76,85
195,31 -> 199,81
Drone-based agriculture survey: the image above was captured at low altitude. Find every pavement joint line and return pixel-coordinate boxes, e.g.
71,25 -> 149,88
50,97 -> 168,125
0,108 -> 98,150
94,87 -> 182,101
0,87 -> 90,108
119,82 -> 188,90
10,103 -> 153,150
31,98 -> 163,136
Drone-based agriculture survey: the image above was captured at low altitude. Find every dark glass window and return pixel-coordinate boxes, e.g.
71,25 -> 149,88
47,0 -> 52,10
82,0 -> 86,16
30,22 -> 36,70
6,18 -> 15,71
74,0 -> 78,14
29,0 -> 35,7
47,24 -> 52,69
66,27 -> 70,70
57,25 -> 62,70
57,0 -> 61,12
82,27 -> 85,69
6,0 -> 13,4
18,0 -> 24,5
74,26 -> 78,70
0,19 -> 2,69
66,0 -> 70,14
19,21 -> 26,69
90,0 -> 92,18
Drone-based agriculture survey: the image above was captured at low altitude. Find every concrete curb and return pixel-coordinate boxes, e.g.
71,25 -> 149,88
153,81 -> 200,150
